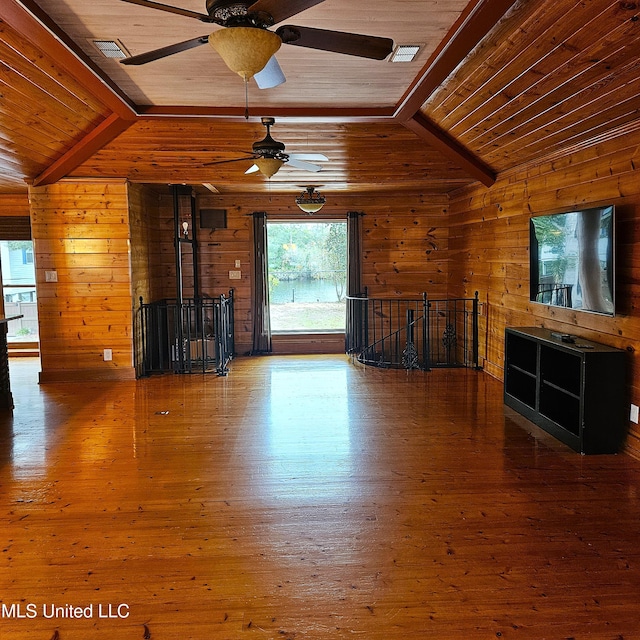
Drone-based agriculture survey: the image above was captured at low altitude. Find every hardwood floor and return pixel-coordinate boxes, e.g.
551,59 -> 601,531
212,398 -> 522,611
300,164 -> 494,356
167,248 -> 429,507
2,355 -> 640,639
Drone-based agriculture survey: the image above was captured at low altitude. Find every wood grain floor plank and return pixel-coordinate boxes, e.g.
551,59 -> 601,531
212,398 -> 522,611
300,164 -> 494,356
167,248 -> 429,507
1,356 -> 640,639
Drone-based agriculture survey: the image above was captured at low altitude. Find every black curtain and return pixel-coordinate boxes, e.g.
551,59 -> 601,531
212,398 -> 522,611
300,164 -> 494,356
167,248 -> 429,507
251,211 -> 272,354
346,211 -> 363,296
345,211 -> 364,353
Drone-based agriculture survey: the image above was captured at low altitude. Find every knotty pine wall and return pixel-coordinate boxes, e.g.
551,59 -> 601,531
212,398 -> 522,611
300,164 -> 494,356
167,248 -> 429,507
129,183 -> 162,305
29,181 -> 136,382
0,193 -> 30,217
2,157 -> 639,455
448,131 -> 640,457
151,191 -> 450,356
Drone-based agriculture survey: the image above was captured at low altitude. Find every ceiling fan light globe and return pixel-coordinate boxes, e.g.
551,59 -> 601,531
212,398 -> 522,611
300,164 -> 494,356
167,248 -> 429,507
209,27 -> 282,80
255,157 -> 284,178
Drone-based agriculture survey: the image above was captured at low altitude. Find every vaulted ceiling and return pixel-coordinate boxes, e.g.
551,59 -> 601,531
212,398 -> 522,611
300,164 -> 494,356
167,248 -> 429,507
1,0 -> 640,196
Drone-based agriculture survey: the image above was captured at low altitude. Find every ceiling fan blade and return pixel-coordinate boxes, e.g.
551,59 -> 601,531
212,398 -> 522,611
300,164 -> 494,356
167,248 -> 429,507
121,35 -> 210,65
289,152 -> 328,162
286,158 -> 323,172
254,56 -> 286,89
119,0 -> 218,22
204,156 -> 256,167
248,0 -> 326,24
278,25 -> 394,60
245,164 -> 260,174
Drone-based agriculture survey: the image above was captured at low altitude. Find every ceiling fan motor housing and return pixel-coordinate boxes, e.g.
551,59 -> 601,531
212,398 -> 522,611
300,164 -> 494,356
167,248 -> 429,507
207,0 -> 274,28
252,118 -> 287,159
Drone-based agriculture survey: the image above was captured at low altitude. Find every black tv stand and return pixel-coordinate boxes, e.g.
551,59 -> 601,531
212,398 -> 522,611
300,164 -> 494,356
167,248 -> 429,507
504,327 -> 627,454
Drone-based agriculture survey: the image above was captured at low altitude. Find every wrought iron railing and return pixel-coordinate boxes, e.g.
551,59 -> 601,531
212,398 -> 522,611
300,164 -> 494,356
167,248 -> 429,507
536,283 -> 573,308
135,291 -> 235,377
346,291 -> 480,370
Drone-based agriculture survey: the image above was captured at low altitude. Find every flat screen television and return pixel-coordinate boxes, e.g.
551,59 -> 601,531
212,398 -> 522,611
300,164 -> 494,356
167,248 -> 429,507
529,205 -> 615,316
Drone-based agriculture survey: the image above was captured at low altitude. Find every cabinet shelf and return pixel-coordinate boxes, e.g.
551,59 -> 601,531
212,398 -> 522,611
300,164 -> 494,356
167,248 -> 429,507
540,379 -> 580,400
510,364 -> 536,379
504,327 -> 626,454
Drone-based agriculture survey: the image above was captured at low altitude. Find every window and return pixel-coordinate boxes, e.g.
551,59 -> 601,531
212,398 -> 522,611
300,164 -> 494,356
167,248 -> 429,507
0,241 -> 39,343
267,222 -> 347,333
22,246 -> 34,265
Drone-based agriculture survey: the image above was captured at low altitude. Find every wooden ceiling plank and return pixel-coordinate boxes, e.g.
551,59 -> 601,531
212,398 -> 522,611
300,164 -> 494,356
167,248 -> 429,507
453,0 -> 635,147
32,113 -> 136,186
466,27 -> 640,159
428,0 -> 569,132
0,25 -> 110,121
138,106 -> 397,122
0,133 -> 59,166
487,100 -> 640,166
0,72 -> 106,148
65,118 -> 475,193
421,0 -> 640,174
1,0 -> 137,120
403,113 -> 495,188
394,0 -> 521,121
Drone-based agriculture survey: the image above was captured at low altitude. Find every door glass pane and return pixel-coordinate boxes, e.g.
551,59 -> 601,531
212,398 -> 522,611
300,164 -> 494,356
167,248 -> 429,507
267,222 -> 347,332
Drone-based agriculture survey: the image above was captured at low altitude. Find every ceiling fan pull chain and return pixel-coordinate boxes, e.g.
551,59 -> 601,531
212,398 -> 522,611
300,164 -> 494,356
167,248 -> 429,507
244,79 -> 249,120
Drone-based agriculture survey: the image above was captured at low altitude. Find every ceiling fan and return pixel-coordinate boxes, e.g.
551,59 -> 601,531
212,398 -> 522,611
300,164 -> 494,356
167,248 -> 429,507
119,0 -> 394,89
205,117 -> 328,177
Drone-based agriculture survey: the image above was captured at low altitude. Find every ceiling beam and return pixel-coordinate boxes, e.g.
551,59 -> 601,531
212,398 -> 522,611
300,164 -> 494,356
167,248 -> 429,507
394,0 -> 520,120
31,114 -> 135,187
3,0 -> 137,120
403,113 -> 495,188
6,0 -> 504,189
138,105 -> 397,123
392,0 -> 517,189
4,0 -> 139,185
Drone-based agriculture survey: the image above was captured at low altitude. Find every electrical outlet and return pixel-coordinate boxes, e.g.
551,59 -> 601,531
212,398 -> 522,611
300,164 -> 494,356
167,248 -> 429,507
229,270 -> 241,280
631,404 -> 639,424
45,270 -> 58,283
103,348 -> 113,362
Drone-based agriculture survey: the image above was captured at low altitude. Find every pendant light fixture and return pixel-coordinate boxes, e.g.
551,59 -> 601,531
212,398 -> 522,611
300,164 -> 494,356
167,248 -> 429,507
295,187 -> 326,214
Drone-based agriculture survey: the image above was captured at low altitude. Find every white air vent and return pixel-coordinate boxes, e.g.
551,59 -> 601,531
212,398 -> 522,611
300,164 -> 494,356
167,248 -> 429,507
91,39 -> 128,59
390,44 -> 420,63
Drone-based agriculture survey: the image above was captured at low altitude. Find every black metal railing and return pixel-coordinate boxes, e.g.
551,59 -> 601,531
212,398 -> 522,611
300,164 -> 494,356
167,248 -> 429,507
346,291 -> 480,370
135,291 -> 235,378
536,283 -> 573,308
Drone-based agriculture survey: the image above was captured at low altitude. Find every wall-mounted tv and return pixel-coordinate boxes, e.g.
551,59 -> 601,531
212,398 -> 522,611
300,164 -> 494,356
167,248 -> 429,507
530,205 -> 615,316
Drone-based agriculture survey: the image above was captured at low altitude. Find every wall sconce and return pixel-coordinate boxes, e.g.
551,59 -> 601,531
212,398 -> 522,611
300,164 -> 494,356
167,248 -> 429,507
295,187 -> 326,214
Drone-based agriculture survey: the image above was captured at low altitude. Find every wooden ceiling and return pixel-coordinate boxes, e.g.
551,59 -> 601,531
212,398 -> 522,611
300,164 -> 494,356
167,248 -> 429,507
1,0 -> 639,196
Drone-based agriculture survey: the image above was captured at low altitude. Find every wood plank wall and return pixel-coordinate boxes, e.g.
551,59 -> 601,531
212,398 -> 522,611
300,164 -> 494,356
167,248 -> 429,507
0,193 -> 30,217
151,191 -> 450,355
128,183 -> 162,305
448,131 -> 640,457
29,181 -> 136,381
128,184 -> 162,371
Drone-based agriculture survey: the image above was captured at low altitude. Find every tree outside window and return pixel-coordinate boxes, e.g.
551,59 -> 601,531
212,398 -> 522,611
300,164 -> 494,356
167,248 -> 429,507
267,222 -> 347,332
